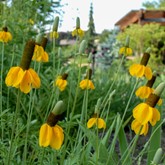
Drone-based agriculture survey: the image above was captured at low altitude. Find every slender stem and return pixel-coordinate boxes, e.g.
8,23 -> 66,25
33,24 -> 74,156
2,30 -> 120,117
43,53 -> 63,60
0,42 -> 4,140
23,90 -> 35,163
52,38 -> 56,74
101,55 -> 125,108
70,55 -> 82,118
121,78 -> 139,123
7,90 -> 21,165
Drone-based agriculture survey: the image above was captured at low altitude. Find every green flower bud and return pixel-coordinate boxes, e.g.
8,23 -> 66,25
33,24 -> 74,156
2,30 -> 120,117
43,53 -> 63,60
154,82 -> 165,96
53,16 -> 59,31
58,47 -> 62,57
79,40 -> 87,54
125,36 -> 130,47
95,98 -> 102,114
52,100 -> 65,115
151,148 -> 163,164
36,33 -> 43,45
76,17 -> 80,29
145,47 -> 151,54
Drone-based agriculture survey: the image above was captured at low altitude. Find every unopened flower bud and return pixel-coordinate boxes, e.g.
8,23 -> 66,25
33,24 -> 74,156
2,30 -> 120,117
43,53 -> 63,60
125,36 -> 130,47
36,33 -> 43,45
95,98 -> 102,114
52,100 -> 65,115
53,16 -> 59,31
154,82 -> 165,96
76,17 -> 80,29
145,47 -> 151,54
152,148 -> 163,165
79,40 -> 87,54
58,47 -> 62,57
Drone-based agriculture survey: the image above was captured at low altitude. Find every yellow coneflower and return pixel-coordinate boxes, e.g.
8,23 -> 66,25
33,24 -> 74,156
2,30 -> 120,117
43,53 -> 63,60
55,73 -> 68,91
5,40 -> 40,93
129,52 -> 152,80
87,113 -> 106,129
72,17 -> 84,38
119,36 -> 132,56
39,101 -> 65,150
131,82 -> 165,135
32,36 -> 49,62
50,16 -> 59,39
0,27 -> 12,43
80,68 -> 95,90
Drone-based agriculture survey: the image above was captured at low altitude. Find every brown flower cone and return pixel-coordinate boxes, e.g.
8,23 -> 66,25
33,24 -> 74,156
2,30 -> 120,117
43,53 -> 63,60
47,112 -> 63,127
145,93 -> 160,107
41,37 -> 48,50
62,73 -> 68,80
140,53 -> 150,66
146,75 -> 156,87
20,40 -> 35,70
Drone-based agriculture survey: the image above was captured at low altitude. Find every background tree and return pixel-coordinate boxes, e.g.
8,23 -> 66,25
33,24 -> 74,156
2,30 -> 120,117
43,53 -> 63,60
85,2 -> 97,54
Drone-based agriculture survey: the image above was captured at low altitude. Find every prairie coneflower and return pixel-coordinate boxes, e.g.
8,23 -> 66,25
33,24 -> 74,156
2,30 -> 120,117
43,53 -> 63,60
39,101 -> 65,150
131,82 -> 165,135
0,27 -> 12,43
50,16 -> 59,39
55,73 -> 68,91
135,72 -> 163,105
87,113 -> 106,129
32,35 -> 49,62
80,69 -> 95,90
119,36 -> 132,56
5,40 -> 40,93
129,52 -> 152,80
72,17 -> 84,38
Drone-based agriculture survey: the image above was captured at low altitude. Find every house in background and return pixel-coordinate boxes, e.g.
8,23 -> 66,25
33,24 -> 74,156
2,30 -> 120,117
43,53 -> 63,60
115,9 -> 165,31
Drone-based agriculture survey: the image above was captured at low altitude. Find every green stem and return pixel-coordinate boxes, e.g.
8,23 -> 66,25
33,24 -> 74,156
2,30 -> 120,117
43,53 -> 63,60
0,42 -> 4,140
52,38 -> 56,74
7,44 -> 15,109
7,90 -> 21,165
121,78 -> 139,122
101,55 -> 125,108
23,90 -> 35,163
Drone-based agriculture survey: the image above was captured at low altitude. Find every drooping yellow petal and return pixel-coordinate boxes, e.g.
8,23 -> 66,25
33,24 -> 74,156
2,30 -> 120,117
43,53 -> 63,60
0,31 -> 12,42
80,79 -> 95,90
96,118 -> 106,129
135,86 -> 153,99
49,125 -> 64,150
50,31 -> 59,39
136,64 -> 145,78
129,64 -> 145,78
133,103 -> 153,125
20,70 -> 32,93
39,123 -> 52,147
157,99 -> 163,106
28,68 -> 41,88
131,119 -> 148,136
87,118 -> 96,128
150,108 -> 160,126
32,45 -> 45,62
144,66 -> 152,80
42,51 -> 49,62
55,78 -> 67,91
5,67 -> 24,87
126,47 -> 133,56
